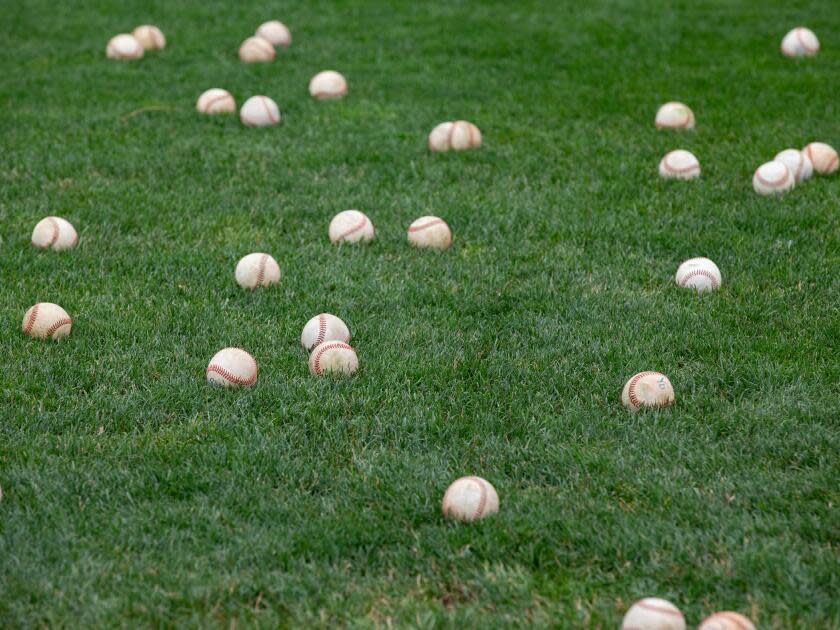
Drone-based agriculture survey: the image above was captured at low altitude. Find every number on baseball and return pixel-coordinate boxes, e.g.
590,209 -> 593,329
621,371 -> 675,411
301,314 -> 351,351
309,71 -> 348,100
774,149 -> 812,183
675,257 -> 721,292
329,210 -> 375,244
658,150 -> 700,180
132,25 -> 165,50
697,612 -> 756,630
239,36 -> 275,63
309,341 -> 358,376
206,348 -> 258,387
621,598 -> 685,630
781,27 -> 819,57
407,216 -> 452,250
22,303 -> 72,340
442,476 -> 499,522
32,216 -> 78,251
197,89 -> 236,114
256,20 -> 291,47
235,253 -> 281,289
753,160 -> 794,195
802,142 -> 838,175
655,102 -> 695,130
106,34 -> 144,60
240,96 -> 281,127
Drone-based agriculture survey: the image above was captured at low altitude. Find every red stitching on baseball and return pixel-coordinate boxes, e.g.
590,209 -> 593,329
663,153 -> 699,174
627,371 -> 659,408
755,167 -> 790,188
826,153 -> 838,173
679,269 -> 719,289
47,217 -> 60,246
256,254 -> 267,287
258,97 -> 278,124
23,304 -> 39,335
795,28 -> 817,53
315,314 -> 327,347
206,363 -> 257,386
467,476 -> 487,520
709,613 -> 751,630
46,317 -> 72,337
312,341 -> 352,375
408,219 -> 445,233
446,122 -> 456,150
334,214 -> 368,241
637,601 -> 682,617
203,93 -> 232,113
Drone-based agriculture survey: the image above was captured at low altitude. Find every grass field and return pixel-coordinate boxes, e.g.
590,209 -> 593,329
2,0 -> 839,627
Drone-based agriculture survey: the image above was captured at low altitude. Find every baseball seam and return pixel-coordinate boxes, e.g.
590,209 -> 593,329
627,371 -> 659,408
46,317 -> 72,337
256,254 -> 268,287
679,269 -> 720,289
334,214 -> 368,241
468,476 -> 488,521
206,362 -> 257,386
795,28 -> 817,54
663,154 -> 700,174
23,304 -> 40,335
636,601 -> 682,617
312,341 -> 351,375
755,167 -> 790,188
717,613 -> 752,630
826,153 -> 838,173
259,97 -> 278,124
656,105 -> 691,129
408,219 -> 445,233
250,38 -> 274,58
446,122 -> 456,150
203,93 -> 232,113
47,217 -> 60,247
315,314 -> 327,347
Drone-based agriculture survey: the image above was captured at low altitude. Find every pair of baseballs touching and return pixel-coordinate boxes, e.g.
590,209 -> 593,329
621,597 -> 755,630
753,143 -> 837,195
329,210 -> 453,250
428,121 -> 482,152
196,90 -> 281,127
106,25 -> 165,60
238,20 -> 291,63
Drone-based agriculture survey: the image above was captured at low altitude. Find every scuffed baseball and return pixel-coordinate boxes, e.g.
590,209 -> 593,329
240,96 -> 281,127
698,611 -> 756,630
197,88 -> 236,114
206,348 -> 258,387
106,34 -> 144,60
301,313 -> 351,351
234,253 -> 281,289
655,102 -> 695,129
309,341 -> 358,376
658,149 -> 700,179
309,70 -> 348,100
753,161 -> 795,195
329,210 -> 375,244
781,27 -> 819,57
621,371 -> 675,411
407,216 -> 452,250
22,303 -> 72,340
675,257 -> 722,292
132,25 -> 165,50
239,36 -> 275,63
774,148 -> 813,182
256,20 -> 291,46
802,142 -> 838,175
442,476 -> 499,522
621,598 -> 685,630
31,217 -> 78,251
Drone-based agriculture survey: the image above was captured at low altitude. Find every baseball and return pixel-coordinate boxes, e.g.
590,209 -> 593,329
428,122 -> 454,152
774,148 -> 813,182
240,96 -> 281,127
31,216 -> 78,251
697,612 -> 756,630
658,149 -> 700,179
450,120 -> 475,150
427,121 -> 481,152
621,598 -> 685,630
206,347 -> 258,387
256,20 -> 291,46
467,122 -> 482,148
621,371 -> 675,411
309,341 -> 358,376
301,313 -> 351,351
407,216 -> 452,250
106,34 -> 143,60
655,102 -> 695,129
238,36 -> 275,63
802,142 -> 838,175
675,257 -> 722,292
309,70 -> 348,100
329,210 -> 375,244
132,25 -> 165,50
234,253 -> 281,289
781,27 -> 819,57
753,160 -> 794,195
196,88 -> 236,114
441,476 -> 499,522
22,303 -> 72,340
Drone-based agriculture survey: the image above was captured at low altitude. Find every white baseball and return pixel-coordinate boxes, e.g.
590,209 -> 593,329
774,148 -> 813,182
467,122 -> 482,148
106,34 -> 144,60
329,210 -> 375,244
238,36 -> 275,63
698,612 -> 756,630
240,96 -> 281,127
658,150 -> 700,179
309,341 -> 358,376
442,476 -> 499,522
309,70 -> 347,100
132,25 -> 165,50
407,216 -> 452,250
449,120 -> 475,150
234,253 -> 281,289
32,216 -> 78,251
22,303 -> 72,340
753,160 -> 794,195
802,142 -> 838,175
256,20 -> 291,46
428,122 -> 454,152
206,348 -> 258,387
621,598 -> 685,630
196,88 -> 236,114
675,257 -> 722,292
301,314 -> 351,351
655,102 -> 695,129
781,27 -> 819,57
621,371 -> 675,411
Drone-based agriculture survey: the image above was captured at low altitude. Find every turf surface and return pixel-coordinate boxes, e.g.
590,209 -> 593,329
1,0 -> 839,627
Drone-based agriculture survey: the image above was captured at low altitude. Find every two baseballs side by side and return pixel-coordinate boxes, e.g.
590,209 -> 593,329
428,121 -> 482,152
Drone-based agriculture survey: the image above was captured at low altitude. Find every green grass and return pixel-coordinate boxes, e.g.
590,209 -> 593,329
1,0 -> 839,626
